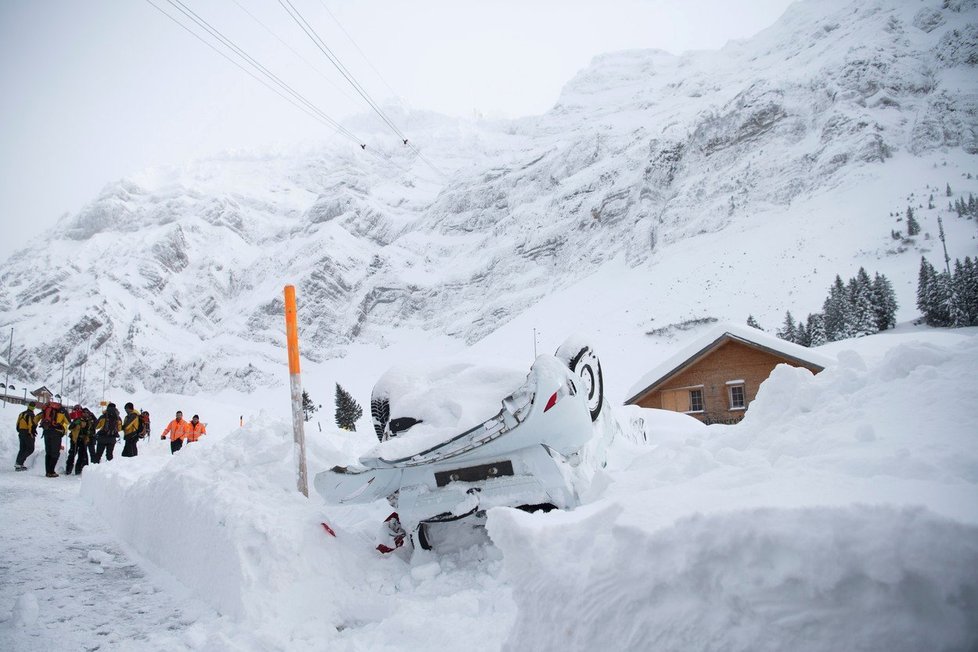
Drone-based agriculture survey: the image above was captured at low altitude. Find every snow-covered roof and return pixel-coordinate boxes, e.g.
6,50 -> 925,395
624,322 -> 835,404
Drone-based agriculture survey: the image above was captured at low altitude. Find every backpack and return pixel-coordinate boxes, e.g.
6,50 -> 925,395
139,412 -> 150,438
41,402 -> 62,429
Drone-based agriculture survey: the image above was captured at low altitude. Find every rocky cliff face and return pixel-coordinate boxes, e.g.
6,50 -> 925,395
1,0 -> 976,398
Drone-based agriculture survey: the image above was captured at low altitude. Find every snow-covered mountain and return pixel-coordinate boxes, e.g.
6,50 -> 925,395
2,0 -> 977,399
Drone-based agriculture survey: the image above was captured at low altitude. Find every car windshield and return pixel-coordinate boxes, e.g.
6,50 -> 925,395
368,359 -> 529,460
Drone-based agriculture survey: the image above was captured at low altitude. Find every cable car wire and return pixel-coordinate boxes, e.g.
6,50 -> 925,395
144,0 -> 412,174
163,0 -> 365,147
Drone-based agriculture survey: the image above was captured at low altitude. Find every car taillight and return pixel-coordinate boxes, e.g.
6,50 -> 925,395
543,391 -> 558,412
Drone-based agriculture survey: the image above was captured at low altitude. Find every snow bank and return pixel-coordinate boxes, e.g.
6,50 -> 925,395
79,415 -> 516,650
80,415 -> 381,644
489,505 -> 978,652
485,329 -> 978,651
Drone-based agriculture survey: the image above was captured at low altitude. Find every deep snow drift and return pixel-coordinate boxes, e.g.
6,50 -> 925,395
2,327 -> 971,651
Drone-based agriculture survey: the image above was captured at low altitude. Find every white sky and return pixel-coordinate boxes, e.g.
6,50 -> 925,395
0,0 -> 794,259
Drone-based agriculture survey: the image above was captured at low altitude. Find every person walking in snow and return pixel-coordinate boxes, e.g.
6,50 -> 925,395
161,410 -> 191,454
93,403 -> 122,463
120,402 -> 142,457
39,401 -> 69,478
14,401 -> 38,471
139,411 -> 151,440
64,405 -> 90,475
83,407 -> 98,462
186,415 -> 206,445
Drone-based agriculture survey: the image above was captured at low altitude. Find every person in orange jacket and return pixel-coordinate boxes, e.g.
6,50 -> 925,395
186,415 -> 207,444
161,410 -> 192,454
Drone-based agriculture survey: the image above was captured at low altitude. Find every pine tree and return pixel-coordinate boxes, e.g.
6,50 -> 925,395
871,272 -> 898,331
946,182 -> 952,197
806,313 -> 827,346
795,318 -> 811,347
746,315 -> 763,330
302,390 -> 319,423
918,258 -> 952,326
906,206 -> 921,236
776,310 -> 798,343
334,383 -> 363,431
961,257 -> 978,326
950,259 -> 969,327
917,256 -> 933,318
849,268 -> 877,337
823,275 -> 847,342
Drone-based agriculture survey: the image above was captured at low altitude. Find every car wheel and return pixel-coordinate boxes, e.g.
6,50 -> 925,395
558,344 -> 604,421
371,390 -> 390,443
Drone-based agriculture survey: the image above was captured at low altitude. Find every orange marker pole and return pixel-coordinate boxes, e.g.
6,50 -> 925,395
284,285 -> 308,497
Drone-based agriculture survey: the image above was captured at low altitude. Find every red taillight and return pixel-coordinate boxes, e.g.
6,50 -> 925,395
544,391 -> 558,412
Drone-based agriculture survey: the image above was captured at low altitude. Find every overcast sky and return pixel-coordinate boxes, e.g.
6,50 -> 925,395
0,0 -> 794,259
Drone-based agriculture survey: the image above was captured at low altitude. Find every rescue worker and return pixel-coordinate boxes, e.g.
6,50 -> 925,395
64,405 -> 90,475
93,403 -> 122,463
40,401 -> 70,478
161,410 -> 191,454
83,407 -> 98,461
120,402 -> 142,457
186,415 -> 206,444
14,401 -> 38,471
140,411 -> 151,440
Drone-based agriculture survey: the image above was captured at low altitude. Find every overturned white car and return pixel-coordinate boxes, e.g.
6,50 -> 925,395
314,336 -> 615,550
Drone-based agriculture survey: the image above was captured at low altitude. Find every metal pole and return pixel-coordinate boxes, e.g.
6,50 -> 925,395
3,328 -> 11,408
60,357 -> 66,404
80,339 -> 91,404
533,328 -> 538,359
284,285 -> 308,497
101,347 -> 108,403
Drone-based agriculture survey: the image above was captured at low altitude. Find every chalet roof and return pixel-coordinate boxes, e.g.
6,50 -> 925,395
31,386 -> 53,398
624,323 -> 835,405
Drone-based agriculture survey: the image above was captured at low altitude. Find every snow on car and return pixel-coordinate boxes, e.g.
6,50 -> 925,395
314,336 -> 618,551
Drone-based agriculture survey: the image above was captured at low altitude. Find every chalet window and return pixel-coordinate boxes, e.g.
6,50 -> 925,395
729,384 -> 745,410
688,389 -> 703,413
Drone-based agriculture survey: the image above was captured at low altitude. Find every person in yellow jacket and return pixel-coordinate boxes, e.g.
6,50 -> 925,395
161,410 -> 192,454
14,401 -> 38,471
186,415 -> 207,444
39,402 -> 70,478
64,405 -> 90,475
120,402 -> 142,458
93,403 -> 122,463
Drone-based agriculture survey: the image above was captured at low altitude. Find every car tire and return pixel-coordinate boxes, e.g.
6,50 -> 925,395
371,392 -> 390,443
558,344 -> 604,422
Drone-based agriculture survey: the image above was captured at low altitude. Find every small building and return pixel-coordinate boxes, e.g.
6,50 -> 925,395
624,323 -> 832,424
31,386 -> 55,404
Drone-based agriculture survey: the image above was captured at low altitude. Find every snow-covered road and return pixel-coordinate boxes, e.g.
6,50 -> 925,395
0,470 -> 221,651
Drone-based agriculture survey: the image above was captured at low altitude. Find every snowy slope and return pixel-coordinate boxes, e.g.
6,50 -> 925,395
1,0 -> 977,405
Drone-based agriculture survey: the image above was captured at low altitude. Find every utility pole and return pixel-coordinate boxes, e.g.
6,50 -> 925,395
533,328 -> 538,359
80,338 -> 91,404
938,216 -> 952,276
101,347 -> 108,403
2,328 -> 11,409
937,216 -> 961,326
60,357 -> 66,405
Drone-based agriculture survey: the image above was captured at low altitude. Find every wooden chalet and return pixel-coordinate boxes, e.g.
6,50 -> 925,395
624,324 -> 832,424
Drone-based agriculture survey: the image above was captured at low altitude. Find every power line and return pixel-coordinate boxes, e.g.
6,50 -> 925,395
163,0 -> 366,147
277,0 -> 408,142
230,0 -> 360,108
144,0 -> 334,134
278,0 -> 447,178
315,0 -> 403,105
144,0 -> 430,177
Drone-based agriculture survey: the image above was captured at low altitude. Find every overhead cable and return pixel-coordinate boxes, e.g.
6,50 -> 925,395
163,0 -> 366,147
